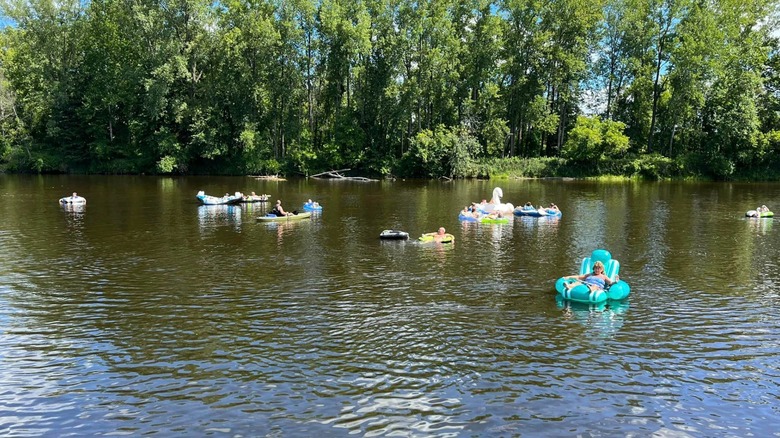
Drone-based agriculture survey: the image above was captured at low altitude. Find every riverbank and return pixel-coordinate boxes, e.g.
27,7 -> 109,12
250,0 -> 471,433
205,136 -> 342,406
474,155 -> 780,182
4,152 -> 780,182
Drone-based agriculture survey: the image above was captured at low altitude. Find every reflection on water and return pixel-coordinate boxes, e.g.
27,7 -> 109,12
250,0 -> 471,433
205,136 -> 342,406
459,220 -> 514,243
556,296 -> 630,336
746,217 -> 773,234
240,200 -> 269,214
262,218 -> 313,246
516,214 -> 560,229
2,177 -> 780,436
60,202 -> 86,214
197,204 -> 242,231
60,203 -> 86,229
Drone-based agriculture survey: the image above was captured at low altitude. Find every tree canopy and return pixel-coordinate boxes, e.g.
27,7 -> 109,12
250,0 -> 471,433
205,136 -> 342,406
0,0 -> 778,179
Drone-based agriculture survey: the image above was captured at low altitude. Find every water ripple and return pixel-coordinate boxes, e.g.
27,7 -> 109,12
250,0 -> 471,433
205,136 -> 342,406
2,178 -> 780,436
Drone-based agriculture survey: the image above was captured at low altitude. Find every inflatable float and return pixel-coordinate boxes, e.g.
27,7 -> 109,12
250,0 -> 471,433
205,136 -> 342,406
380,230 -> 409,240
458,211 -> 509,223
241,193 -> 269,203
418,233 -> 455,244
479,187 -> 515,215
59,193 -> 86,205
514,206 -> 561,217
554,249 -> 630,304
196,191 -> 243,205
746,209 -> 773,218
513,205 -> 537,216
303,201 -> 323,211
458,211 -> 481,222
480,216 -> 510,224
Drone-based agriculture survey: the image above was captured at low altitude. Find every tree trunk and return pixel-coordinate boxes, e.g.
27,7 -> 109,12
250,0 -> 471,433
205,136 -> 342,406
648,44 -> 664,153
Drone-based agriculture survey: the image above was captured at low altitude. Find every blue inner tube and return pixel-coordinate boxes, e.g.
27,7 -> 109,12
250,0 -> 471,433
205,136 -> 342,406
514,208 -> 561,217
513,207 -> 537,216
303,203 -> 323,211
458,212 -> 480,222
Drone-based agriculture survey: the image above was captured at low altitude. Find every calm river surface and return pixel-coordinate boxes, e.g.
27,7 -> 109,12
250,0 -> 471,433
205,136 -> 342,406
1,175 -> 779,437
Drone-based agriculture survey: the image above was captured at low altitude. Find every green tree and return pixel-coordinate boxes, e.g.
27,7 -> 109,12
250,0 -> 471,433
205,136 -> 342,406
316,0 -> 371,168
403,124 -> 479,178
660,0 -> 716,158
700,0 -> 770,177
500,0 -> 549,157
2,0 -> 88,171
540,0 -> 603,155
562,115 -> 629,161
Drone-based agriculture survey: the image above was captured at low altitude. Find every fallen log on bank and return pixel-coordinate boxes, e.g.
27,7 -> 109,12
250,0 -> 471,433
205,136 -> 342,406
310,169 -> 379,181
250,175 -> 287,181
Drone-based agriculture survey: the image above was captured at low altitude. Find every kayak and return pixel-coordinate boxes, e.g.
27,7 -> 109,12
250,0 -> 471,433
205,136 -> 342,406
256,212 -> 312,222
380,230 -> 409,240
418,233 -> 455,244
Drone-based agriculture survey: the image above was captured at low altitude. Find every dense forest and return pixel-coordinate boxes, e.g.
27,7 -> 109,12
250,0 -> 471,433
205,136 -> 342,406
0,0 -> 779,179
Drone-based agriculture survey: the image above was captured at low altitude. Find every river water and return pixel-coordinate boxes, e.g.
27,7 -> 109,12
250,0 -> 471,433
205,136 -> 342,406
1,175 -> 779,436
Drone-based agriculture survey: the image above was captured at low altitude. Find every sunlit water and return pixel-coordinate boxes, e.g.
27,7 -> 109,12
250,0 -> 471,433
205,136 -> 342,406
1,175 -> 780,436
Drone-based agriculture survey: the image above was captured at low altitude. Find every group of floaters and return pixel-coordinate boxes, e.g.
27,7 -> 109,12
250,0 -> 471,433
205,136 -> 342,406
196,190 -> 271,205
193,191 -> 324,219
56,187 -> 772,307
458,187 -> 561,223
459,188 -> 562,223
459,201 -> 561,221
513,202 -> 562,217
459,205 -> 510,223
380,227 -> 455,243
383,186 -> 561,246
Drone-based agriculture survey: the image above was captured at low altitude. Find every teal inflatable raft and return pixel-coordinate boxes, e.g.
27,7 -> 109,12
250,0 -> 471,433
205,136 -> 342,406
554,249 -> 631,303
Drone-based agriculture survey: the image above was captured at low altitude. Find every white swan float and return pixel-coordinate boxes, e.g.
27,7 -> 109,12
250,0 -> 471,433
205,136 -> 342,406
480,187 -> 514,214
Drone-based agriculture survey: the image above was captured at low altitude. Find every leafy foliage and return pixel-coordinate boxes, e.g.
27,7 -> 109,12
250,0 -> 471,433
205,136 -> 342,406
562,115 -> 629,161
0,0 -> 778,179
